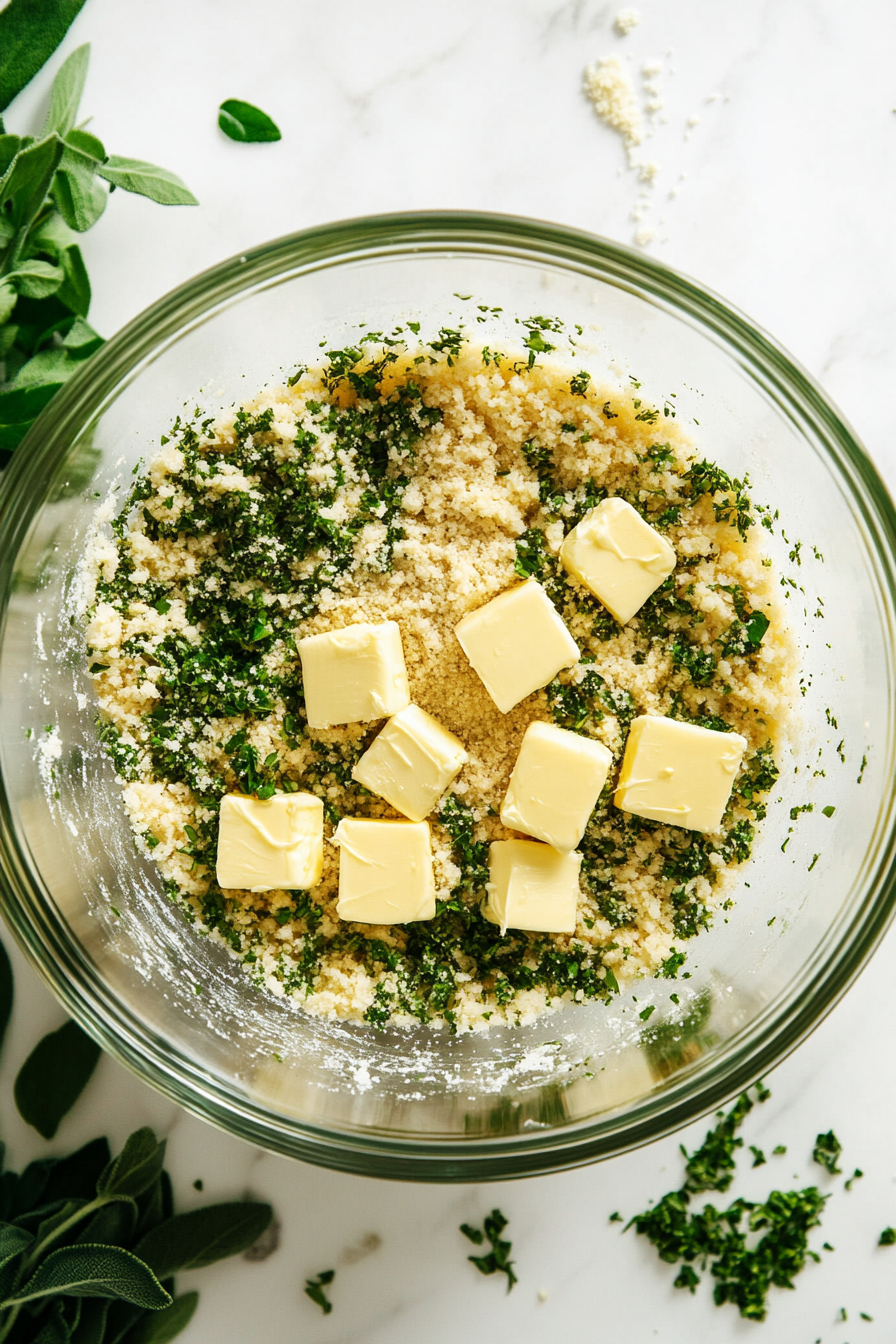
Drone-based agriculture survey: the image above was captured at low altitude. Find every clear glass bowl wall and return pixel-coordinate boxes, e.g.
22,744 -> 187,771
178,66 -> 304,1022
1,213 -> 895,1181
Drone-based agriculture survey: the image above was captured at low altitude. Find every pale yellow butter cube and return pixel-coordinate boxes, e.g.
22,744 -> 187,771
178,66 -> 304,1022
334,818 -> 435,924
484,839 -> 581,934
614,715 -> 747,833
298,621 -> 410,729
560,497 -> 676,624
216,791 -> 324,892
454,579 -> 579,714
501,721 -> 613,850
352,704 -> 468,822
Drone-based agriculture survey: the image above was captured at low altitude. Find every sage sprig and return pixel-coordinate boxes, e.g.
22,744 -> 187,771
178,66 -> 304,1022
0,1123 -> 272,1343
0,42 -> 197,464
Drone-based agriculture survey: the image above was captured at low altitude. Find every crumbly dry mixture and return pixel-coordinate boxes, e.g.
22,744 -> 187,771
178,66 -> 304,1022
81,327 -> 793,1031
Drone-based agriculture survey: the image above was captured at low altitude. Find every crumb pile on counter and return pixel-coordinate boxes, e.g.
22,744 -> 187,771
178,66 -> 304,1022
81,324 -> 793,1029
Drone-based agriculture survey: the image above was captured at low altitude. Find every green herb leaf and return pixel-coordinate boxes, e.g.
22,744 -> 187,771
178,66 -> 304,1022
43,1138 -> 112,1205
4,1244 -> 171,1309
0,0 -> 88,112
14,1019 -> 101,1139
124,1290 -> 199,1343
97,1129 -> 167,1202
879,1226 -> 896,1245
218,99 -> 282,143
812,1129 -> 842,1176
51,148 -> 107,232
57,242 -> 91,315
96,156 -> 198,206
0,282 -> 16,325
0,1223 -> 34,1301
62,316 -> 102,354
304,1269 -> 335,1315
463,1209 -> 517,1292
134,1202 -> 273,1278
0,133 -> 64,231
44,43 -> 89,135
7,258 -> 64,299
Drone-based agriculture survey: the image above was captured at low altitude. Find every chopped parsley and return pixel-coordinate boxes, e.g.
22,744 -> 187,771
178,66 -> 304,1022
460,1210 -> 517,1292
812,1130 -> 842,1176
304,1269 -> 335,1314
626,1086 -> 828,1321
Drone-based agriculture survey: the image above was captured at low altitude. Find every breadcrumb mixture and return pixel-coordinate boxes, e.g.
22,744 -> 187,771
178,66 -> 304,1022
81,332 -> 793,1031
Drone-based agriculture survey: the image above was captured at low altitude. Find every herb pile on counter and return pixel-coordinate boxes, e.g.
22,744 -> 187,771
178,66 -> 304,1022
623,1084 -> 840,1321
0,941 -> 273,1343
0,21 -> 196,465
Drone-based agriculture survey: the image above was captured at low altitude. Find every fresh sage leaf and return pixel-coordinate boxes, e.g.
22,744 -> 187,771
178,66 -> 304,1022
56,242 -> 91,315
0,940 -> 12,1058
14,1019 -> 101,1139
96,157 -> 198,206
97,1130 -> 166,1202
66,127 -> 105,161
44,1138 -> 112,1206
70,1297 -> 110,1344
35,1198 -> 84,1245
3,1243 -> 172,1308
217,98 -> 281,143
134,1202 -> 273,1277
51,162 -> 107,232
28,208 -> 75,257
61,316 -> 102,354
44,43 -> 89,136
15,1196 -> 75,1231
7,258 -> 64,299
77,1198 -> 137,1249
10,1157 -> 56,1217
0,133 -> 64,231
0,0 -> 88,112
0,380 -> 64,424
11,347 -> 76,389
0,1222 -> 33,1300
0,132 -> 21,175
0,283 -> 15,326
123,1291 -> 199,1344
0,422 -> 33,454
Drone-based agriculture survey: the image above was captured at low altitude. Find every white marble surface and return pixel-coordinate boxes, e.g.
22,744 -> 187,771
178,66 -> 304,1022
5,0 -> 896,1339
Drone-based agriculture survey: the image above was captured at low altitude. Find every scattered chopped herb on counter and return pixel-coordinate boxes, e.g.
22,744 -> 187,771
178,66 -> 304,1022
609,1211 -> 623,1223
625,1086 -> 830,1321
845,1168 -> 864,1191
822,805 -> 836,818
772,1145 -> 787,1156
860,1310 -> 873,1320
879,1227 -> 896,1245
750,1145 -> 767,1168
857,753 -> 868,783
812,1130 -> 843,1176
218,98 -> 282,143
461,1209 -> 517,1292
304,1269 -> 335,1314
838,1306 -> 847,1321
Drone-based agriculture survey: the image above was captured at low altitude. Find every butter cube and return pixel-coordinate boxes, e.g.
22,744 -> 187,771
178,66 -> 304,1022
501,721 -> 613,850
352,704 -> 468,822
454,579 -> 579,714
298,621 -> 410,729
334,818 -> 435,924
484,839 -> 581,934
614,715 -> 747,833
216,791 -> 324,892
560,497 -> 676,624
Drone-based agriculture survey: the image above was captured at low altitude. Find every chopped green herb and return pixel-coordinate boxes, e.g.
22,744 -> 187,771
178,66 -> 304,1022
844,1167 -> 863,1191
304,1269 -> 335,1314
812,1130 -> 842,1175
822,805 -> 835,818
609,1211 -> 623,1222
879,1227 -> 896,1245
461,1210 -> 517,1292
750,1145 -> 766,1168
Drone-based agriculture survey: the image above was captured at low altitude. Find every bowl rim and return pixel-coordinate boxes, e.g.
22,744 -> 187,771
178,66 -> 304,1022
2,208 -> 896,1181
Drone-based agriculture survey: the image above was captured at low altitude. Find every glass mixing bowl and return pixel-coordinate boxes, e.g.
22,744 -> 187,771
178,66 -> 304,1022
1,212 -> 895,1181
